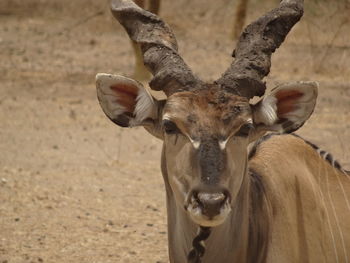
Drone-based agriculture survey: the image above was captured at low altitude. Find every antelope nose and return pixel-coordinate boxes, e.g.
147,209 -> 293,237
195,192 -> 228,218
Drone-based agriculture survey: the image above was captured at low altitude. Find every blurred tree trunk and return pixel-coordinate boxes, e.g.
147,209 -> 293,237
134,0 -> 145,8
131,0 -> 161,81
231,0 -> 249,40
148,0 -> 160,14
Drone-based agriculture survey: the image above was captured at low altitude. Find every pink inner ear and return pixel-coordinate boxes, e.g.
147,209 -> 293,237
275,90 -> 303,117
110,84 -> 138,113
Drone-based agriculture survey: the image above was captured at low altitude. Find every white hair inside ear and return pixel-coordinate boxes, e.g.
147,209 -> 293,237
253,95 -> 278,126
131,84 -> 157,126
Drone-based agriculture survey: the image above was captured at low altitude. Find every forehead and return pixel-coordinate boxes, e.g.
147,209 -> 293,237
163,88 -> 251,134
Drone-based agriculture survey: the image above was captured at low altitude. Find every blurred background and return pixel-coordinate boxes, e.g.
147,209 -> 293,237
0,0 -> 349,262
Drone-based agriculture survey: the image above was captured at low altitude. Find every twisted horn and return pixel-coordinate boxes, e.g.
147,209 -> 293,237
111,0 -> 201,96
216,0 -> 304,99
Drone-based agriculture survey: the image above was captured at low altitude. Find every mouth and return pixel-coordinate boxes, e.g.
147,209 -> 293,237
185,193 -> 231,227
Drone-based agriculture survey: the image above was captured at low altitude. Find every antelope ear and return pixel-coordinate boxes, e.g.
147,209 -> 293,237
96,73 -> 158,128
252,81 -> 318,133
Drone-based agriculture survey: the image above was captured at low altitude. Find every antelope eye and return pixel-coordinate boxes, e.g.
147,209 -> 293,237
235,123 -> 254,137
162,120 -> 180,135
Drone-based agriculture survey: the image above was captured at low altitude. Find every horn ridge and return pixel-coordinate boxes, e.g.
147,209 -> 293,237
111,0 -> 201,96
216,0 -> 304,99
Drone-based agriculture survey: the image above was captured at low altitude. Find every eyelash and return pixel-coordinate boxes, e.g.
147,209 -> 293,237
162,119 -> 253,142
162,120 -> 180,135
235,123 -> 254,137
162,120 -> 180,145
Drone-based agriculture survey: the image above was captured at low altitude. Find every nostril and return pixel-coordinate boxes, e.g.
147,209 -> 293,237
193,192 -> 229,219
187,188 -> 232,223
192,190 -> 199,201
196,192 -> 227,208
223,189 -> 231,203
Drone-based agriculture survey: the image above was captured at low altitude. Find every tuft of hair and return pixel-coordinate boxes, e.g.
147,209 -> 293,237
187,226 -> 211,263
254,96 -> 278,126
131,86 -> 156,126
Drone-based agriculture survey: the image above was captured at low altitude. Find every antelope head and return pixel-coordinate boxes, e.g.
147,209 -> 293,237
96,0 -> 317,227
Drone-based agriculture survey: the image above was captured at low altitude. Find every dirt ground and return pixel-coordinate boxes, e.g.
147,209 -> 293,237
0,0 -> 349,262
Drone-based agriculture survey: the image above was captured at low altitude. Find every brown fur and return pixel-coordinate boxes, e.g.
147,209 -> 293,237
249,134 -> 350,262
164,88 -> 251,138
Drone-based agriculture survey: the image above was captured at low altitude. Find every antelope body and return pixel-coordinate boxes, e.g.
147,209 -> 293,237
96,0 -> 350,262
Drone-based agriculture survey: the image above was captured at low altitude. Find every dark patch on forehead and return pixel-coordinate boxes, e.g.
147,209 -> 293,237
197,137 -> 226,185
222,104 -> 247,125
218,92 -> 229,104
193,86 -> 247,103
187,114 -> 198,124
232,105 -> 242,113
198,90 -> 250,124
164,88 -> 251,138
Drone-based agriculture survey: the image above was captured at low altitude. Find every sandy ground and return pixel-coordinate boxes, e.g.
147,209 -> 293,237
0,0 -> 349,262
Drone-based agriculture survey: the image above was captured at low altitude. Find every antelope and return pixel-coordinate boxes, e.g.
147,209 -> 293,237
96,0 -> 350,262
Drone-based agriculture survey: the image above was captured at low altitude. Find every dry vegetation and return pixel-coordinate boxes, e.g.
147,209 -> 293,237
0,0 -> 349,262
